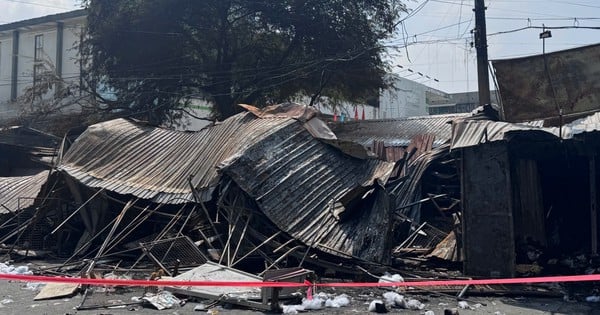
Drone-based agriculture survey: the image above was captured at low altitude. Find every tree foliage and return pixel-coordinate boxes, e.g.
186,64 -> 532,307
82,0 -> 406,123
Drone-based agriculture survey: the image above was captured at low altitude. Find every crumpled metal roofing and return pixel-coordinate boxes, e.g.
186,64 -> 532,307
450,112 -> 600,149
329,113 -> 469,148
0,170 -> 50,213
58,114 -> 296,204
0,126 -> 60,166
220,121 -> 395,261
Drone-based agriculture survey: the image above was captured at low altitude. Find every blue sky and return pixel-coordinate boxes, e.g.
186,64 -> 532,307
2,0 -> 598,94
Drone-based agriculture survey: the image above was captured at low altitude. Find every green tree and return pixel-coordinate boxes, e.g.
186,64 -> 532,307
81,0 -> 406,123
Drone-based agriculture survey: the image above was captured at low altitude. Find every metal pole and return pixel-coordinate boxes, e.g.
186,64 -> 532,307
474,0 -> 491,106
591,155 -> 597,255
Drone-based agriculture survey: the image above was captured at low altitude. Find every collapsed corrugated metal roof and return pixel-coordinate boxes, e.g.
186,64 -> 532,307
220,121 -> 395,262
451,112 -> 600,150
329,113 -> 469,148
57,103 -> 397,262
0,126 -> 60,167
0,170 -> 50,213
450,120 -> 552,149
58,114 -> 296,204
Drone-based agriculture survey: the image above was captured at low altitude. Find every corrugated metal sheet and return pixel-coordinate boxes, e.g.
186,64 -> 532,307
493,43 -> 600,123
0,126 -> 60,166
58,114 -> 296,204
329,113 -> 469,148
450,119 -> 560,150
0,170 -> 50,213
450,112 -> 600,149
221,122 -> 395,262
570,112 -> 600,134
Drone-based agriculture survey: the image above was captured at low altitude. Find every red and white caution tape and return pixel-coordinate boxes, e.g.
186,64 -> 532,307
0,273 -> 600,288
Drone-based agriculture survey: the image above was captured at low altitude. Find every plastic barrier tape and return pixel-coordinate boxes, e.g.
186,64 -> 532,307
0,273 -> 600,288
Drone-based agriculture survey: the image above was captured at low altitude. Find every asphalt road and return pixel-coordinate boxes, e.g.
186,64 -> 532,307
1,279 -> 600,315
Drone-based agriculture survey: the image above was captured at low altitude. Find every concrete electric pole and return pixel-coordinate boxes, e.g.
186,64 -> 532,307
474,0 -> 491,106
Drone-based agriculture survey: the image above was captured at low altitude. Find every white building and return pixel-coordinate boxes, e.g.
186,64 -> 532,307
0,10 -> 86,123
314,74 -> 449,120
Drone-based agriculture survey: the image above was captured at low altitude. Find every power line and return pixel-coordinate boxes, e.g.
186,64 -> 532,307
488,25 -> 600,36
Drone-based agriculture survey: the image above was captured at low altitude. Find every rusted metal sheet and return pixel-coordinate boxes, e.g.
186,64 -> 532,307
461,142 -> 515,277
0,126 -> 60,169
239,102 -> 318,120
493,43 -> 600,123
450,112 -> 600,150
220,121 -> 395,263
58,114 -> 295,204
389,145 -> 451,219
450,119 -> 559,150
329,113 -> 468,149
0,170 -> 49,213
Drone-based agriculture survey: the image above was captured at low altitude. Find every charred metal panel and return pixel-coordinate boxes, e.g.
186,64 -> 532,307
58,114 -> 295,204
493,44 -> 600,123
511,159 -> 546,247
0,170 -> 50,213
461,142 -> 515,277
220,122 -> 394,263
330,113 -> 467,148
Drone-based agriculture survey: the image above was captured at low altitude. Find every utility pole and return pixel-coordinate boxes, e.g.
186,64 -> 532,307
474,0 -> 491,106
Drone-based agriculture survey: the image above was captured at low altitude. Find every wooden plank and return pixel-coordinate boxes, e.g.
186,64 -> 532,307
34,282 -> 79,300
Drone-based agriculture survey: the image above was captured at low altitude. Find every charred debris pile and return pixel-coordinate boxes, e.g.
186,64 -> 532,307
3,102 -> 600,309
0,104 -> 462,276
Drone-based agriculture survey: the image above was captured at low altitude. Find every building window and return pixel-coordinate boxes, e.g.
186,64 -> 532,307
34,34 -> 43,61
33,34 -> 45,87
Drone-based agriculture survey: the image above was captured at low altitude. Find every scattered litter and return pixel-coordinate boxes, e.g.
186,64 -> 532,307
458,301 -> 471,309
406,298 -> 425,310
282,304 -> 304,314
281,296 -> 325,314
382,291 -> 406,308
424,311 -> 435,315
0,263 -> 32,275
194,303 -> 207,311
301,296 -> 324,310
473,303 -> 483,308
316,292 -> 329,299
444,308 -> 459,315
368,299 -> 388,313
325,294 -> 350,308
0,298 -> 13,304
378,272 -> 404,287
586,296 -> 600,302
494,312 -> 505,315
142,291 -> 183,310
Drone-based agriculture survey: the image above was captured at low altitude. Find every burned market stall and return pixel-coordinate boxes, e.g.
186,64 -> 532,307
0,126 -> 63,257
0,125 -> 59,176
48,103 -> 412,278
453,114 -> 600,277
331,115 -> 467,266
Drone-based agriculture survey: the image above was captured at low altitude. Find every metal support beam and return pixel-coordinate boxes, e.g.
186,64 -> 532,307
591,155 -> 597,255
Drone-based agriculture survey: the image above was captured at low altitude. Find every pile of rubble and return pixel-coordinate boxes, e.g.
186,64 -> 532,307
3,102 -> 600,312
